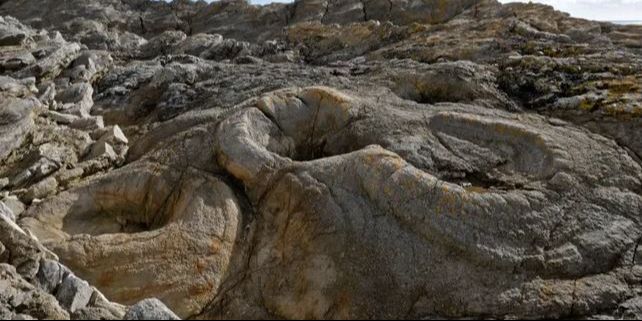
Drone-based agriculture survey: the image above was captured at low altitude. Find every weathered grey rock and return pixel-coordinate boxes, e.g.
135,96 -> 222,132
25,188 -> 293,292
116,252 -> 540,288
0,0 -> 641,320
124,299 -> 180,320
54,82 -> 94,117
139,31 -> 187,59
86,288 -> 127,319
98,125 -> 128,145
0,16 -> 30,46
209,86 -> 642,319
619,297 -> 642,319
1,195 -> 25,217
0,76 -> 32,97
71,306 -> 123,320
61,51 -> 110,81
386,60 -> 518,110
12,39 -> 81,81
0,264 -> 69,320
0,204 -> 22,233
35,259 -> 68,294
0,0 -> 483,45
73,51 -> 113,72
87,141 -> 117,161
0,97 -> 35,161
46,110 -> 80,125
55,274 -> 93,313
0,201 -> 15,222
52,168 -> 84,189
23,177 -> 58,203
172,33 -> 223,57
8,143 -> 77,190
69,115 -> 104,131
56,17 -> 147,52
39,82 -> 56,106
0,241 -> 5,261
0,205 -> 49,279
0,52 -> 36,72
22,162 -> 242,317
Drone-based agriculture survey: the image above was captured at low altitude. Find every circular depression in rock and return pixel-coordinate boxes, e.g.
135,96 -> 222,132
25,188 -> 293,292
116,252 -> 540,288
219,86 -> 567,193
213,86 -> 642,319
21,162 -> 242,318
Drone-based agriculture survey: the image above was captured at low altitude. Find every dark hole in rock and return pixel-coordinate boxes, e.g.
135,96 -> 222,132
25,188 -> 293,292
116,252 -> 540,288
61,209 -> 157,236
447,171 -> 518,193
292,139 -> 330,161
394,76 -> 474,104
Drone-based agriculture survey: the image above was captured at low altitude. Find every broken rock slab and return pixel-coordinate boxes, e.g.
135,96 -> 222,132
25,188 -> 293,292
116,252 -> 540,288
0,52 -> 36,72
0,209 -> 51,279
0,16 -> 30,46
55,273 -> 93,313
1,195 -> 25,217
38,82 -> 56,107
0,96 -> 36,160
87,141 -> 117,161
97,125 -> 128,145
69,115 -> 104,131
0,201 -> 15,222
46,110 -> 80,125
124,299 -> 180,321
36,258 -> 69,293
0,263 -> 69,320
23,176 -> 58,203
53,82 -> 94,117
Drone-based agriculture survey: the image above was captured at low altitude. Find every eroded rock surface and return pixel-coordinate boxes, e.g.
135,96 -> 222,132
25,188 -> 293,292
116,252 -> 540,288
0,0 -> 641,319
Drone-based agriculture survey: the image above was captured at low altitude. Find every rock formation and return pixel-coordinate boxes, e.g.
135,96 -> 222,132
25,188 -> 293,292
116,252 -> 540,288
0,0 -> 641,319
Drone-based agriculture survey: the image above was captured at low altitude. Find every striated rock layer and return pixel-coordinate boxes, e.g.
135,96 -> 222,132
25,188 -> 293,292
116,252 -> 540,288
0,0 -> 641,319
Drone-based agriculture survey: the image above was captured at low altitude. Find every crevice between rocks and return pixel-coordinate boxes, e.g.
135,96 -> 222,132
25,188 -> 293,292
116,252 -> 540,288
360,0 -> 369,22
631,236 -> 642,267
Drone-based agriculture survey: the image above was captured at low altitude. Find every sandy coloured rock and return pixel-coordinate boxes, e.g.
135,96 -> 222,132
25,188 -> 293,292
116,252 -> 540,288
0,0 -> 641,319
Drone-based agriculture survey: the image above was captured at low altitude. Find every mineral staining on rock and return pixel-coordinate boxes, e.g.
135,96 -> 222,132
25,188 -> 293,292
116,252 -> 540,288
22,163 -> 242,317
0,0 -> 641,320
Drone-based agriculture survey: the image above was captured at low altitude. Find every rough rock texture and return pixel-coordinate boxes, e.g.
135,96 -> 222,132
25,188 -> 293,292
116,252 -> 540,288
0,0 -> 641,320
124,299 -> 180,320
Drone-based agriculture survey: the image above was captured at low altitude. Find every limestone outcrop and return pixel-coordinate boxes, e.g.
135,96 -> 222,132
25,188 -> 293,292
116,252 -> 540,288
0,0 -> 641,319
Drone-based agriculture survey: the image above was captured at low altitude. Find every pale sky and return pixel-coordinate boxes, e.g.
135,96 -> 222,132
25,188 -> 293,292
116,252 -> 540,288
181,1 -> 642,21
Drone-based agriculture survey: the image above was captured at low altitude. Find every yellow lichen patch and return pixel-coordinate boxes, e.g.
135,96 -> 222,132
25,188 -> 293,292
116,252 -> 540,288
301,86 -> 353,110
287,21 -> 380,48
578,99 -> 596,112
407,22 -> 429,34
603,103 -> 642,119
584,78 -> 640,117
569,77 -> 642,117
435,185 -> 466,217
465,186 -> 490,194
603,76 -> 640,95
396,170 -> 421,192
